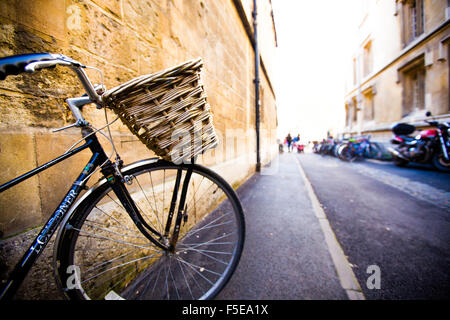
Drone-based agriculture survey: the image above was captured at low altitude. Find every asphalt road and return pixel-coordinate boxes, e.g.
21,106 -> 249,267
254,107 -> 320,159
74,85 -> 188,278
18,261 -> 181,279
216,153 -> 348,299
298,152 -> 450,299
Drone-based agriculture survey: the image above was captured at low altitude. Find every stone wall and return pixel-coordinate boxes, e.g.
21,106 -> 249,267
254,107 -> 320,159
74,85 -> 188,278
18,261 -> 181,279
0,0 -> 277,237
0,0 -> 277,299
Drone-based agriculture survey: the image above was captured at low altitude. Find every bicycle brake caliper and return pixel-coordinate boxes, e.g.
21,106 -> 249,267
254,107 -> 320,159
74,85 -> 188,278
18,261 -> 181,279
113,156 -> 130,184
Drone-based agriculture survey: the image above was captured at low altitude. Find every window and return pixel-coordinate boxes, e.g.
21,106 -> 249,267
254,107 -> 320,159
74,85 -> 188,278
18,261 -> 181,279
363,88 -> 375,121
401,0 -> 424,46
362,40 -> 373,77
447,0 -> 450,19
400,56 -> 426,116
352,96 -> 358,125
345,103 -> 350,127
447,0 -> 450,20
352,58 -> 357,85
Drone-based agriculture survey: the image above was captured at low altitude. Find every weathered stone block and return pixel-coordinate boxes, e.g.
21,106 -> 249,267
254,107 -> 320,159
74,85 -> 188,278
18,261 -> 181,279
91,0 -> 122,19
122,0 -> 161,46
0,133 -> 41,237
34,132 -> 93,222
67,1 -> 138,72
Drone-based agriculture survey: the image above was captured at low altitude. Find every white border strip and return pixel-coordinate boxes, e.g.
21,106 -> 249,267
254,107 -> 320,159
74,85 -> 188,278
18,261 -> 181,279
294,155 -> 365,300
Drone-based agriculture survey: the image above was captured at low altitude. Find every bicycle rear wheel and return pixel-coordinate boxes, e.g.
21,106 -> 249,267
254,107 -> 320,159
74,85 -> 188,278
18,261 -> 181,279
364,143 -> 383,159
55,160 -> 245,300
338,143 -> 356,161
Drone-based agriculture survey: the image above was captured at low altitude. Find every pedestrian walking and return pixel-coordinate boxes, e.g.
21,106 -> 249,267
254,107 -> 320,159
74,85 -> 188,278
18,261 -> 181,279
286,133 -> 293,152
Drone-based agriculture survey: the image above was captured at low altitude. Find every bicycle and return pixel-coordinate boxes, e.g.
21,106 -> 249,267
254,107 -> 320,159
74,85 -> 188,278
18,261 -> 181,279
337,136 -> 382,162
0,53 -> 245,300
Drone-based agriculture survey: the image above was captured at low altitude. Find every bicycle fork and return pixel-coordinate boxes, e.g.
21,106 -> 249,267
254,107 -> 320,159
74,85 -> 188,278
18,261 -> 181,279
103,162 -> 194,253
164,166 -> 194,252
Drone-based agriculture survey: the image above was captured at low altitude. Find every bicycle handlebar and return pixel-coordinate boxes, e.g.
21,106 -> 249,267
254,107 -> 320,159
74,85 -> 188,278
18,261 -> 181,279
0,53 -> 80,78
24,59 -> 72,73
0,53 -> 103,107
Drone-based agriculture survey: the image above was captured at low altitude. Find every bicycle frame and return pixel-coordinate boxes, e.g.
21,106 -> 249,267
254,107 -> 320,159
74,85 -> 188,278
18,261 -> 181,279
0,57 -> 196,300
0,127 -> 110,299
0,125 -> 194,299
348,139 -> 370,156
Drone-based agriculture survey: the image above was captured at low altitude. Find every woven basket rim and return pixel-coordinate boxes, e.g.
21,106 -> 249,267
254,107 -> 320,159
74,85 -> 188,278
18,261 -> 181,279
100,57 -> 217,162
102,57 -> 203,102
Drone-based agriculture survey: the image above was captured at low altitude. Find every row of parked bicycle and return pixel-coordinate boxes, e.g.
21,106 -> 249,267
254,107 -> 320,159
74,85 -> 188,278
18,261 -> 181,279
312,136 -> 391,162
312,112 -> 450,172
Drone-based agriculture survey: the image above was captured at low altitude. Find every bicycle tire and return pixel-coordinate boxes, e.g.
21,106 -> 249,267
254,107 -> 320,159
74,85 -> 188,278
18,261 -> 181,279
54,159 -> 245,300
338,144 -> 356,162
364,143 -> 382,159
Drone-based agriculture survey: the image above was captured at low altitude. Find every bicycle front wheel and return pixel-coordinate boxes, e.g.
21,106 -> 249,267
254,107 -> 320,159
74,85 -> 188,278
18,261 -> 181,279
364,143 -> 382,159
55,160 -> 245,300
338,144 -> 356,161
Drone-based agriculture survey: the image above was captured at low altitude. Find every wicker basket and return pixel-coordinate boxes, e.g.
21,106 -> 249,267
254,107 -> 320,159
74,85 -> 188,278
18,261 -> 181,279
102,58 -> 218,163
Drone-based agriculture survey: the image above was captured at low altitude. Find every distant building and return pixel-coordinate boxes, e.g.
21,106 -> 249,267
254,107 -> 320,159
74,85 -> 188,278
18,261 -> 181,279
343,0 -> 450,142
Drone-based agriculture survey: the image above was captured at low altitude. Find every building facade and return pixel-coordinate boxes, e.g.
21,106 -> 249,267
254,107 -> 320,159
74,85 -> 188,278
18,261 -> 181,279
343,0 -> 450,142
0,0 -> 277,298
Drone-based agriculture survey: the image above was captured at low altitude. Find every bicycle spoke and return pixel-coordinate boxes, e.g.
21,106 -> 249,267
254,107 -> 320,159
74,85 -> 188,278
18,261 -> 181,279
60,163 -> 244,300
83,220 -> 148,241
150,263 -> 163,296
164,259 -> 170,299
149,170 -> 167,235
134,174 -> 165,234
98,265 -> 136,299
183,259 -> 205,295
168,258 -> 181,300
181,211 -> 232,239
175,256 -> 218,281
183,218 -> 234,239
73,227 -> 159,251
186,180 -> 217,214
186,176 -> 205,218
80,251 -> 163,285
182,246 -> 229,265
181,247 -> 233,256
86,215 -> 147,240
162,170 -> 166,230
84,248 -> 140,274
179,232 -> 237,251
177,258 -> 195,299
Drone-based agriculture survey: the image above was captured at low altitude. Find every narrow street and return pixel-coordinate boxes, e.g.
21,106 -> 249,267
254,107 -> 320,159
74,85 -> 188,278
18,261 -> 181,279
216,152 -> 349,299
216,151 -> 449,300
298,152 -> 450,299
1,1 -> 449,305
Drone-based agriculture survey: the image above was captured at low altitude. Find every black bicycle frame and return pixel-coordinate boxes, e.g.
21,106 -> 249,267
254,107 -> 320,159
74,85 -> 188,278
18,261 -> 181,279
0,127 -> 118,300
0,126 -> 195,300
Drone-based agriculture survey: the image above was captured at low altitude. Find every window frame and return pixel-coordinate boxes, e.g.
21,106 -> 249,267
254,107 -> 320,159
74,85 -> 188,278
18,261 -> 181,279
398,54 -> 426,116
400,0 -> 425,47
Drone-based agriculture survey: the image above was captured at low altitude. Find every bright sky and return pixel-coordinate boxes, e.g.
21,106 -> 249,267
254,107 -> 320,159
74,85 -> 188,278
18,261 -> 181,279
271,0 -> 360,142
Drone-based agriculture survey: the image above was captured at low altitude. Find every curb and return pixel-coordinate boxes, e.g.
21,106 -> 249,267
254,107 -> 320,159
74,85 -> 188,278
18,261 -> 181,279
293,154 -> 365,300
